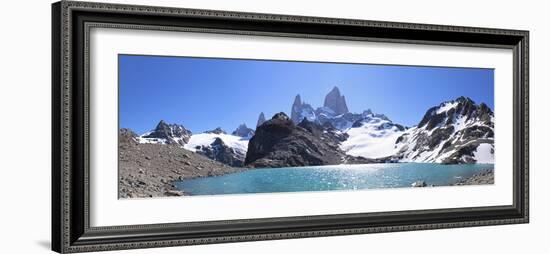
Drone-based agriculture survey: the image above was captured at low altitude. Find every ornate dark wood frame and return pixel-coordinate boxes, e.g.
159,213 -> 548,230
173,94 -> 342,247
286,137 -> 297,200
51,1 -> 529,253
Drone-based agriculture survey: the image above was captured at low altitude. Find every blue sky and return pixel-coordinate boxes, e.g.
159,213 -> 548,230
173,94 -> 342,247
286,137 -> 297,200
119,55 -> 494,134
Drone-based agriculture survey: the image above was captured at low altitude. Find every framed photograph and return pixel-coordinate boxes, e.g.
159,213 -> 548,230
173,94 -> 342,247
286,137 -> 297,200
52,1 -> 529,253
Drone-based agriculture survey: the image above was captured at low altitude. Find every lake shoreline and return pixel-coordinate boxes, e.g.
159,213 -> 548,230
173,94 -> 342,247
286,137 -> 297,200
453,168 -> 494,186
118,140 -> 243,198
174,163 -> 495,196
119,131 -> 495,198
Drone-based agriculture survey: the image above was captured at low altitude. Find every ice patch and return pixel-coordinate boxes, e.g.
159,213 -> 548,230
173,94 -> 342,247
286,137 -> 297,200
436,101 -> 459,114
473,143 -> 494,163
184,133 -> 249,155
341,119 -> 404,158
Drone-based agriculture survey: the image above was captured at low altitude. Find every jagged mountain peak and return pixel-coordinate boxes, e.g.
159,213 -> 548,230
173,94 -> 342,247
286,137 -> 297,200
418,96 -> 493,130
140,120 -> 192,146
290,95 -> 316,124
293,94 -> 302,106
328,86 -> 342,96
257,112 -> 266,127
232,123 -> 255,138
323,86 -> 349,115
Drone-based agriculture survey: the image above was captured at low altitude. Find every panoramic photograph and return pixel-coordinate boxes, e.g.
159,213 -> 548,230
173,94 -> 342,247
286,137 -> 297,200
118,55 -> 495,198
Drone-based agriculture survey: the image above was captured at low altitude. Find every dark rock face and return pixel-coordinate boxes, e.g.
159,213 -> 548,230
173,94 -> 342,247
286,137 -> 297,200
232,124 -> 255,138
204,127 -> 226,135
141,120 -> 192,145
323,86 -> 349,115
245,113 -> 369,168
196,137 -> 245,167
256,112 -> 266,127
395,96 -> 494,163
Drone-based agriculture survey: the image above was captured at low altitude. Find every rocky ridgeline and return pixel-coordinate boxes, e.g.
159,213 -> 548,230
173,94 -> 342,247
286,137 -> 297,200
290,86 -> 400,131
140,120 -> 192,146
204,127 -> 226,134
244,112 -> 377,168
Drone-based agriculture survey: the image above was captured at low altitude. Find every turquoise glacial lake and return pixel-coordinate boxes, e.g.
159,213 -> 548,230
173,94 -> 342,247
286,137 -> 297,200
174,163 -> 494,196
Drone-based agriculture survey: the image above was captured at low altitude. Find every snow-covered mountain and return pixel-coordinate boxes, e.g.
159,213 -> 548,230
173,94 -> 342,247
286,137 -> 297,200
133,89 -> 493,167
137,121 -> 250,166
287,87 -> 494,164
183,132 -> 249,166
291,87 -> 367,129
340,112 -> 406,158
394,97 -> 494,164
138,120 -> 192,146
288,86 -> 407,158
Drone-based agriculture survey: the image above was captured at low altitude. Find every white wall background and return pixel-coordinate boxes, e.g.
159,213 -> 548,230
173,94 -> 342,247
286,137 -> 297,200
0,0 -> 547,253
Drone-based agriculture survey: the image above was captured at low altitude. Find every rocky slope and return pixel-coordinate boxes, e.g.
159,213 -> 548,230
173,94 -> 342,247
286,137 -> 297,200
394,96 -> 494,164
118,129 -> 241,198
244,112 -> 375,168
454,169 -> 494,185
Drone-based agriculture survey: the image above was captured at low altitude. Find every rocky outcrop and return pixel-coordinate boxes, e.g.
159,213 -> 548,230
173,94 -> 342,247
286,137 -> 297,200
204,127 -> 226,135
232,124 -> 255,139
195,137 -> 246,167
257,112 -> 266,127
245,113 -> 373,168
323,86 -> 349,115
140,120 -> 192,146
394,96 -> 494,164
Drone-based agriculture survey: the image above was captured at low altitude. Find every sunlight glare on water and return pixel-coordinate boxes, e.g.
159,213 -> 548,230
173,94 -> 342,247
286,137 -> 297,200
174,163 -> 493,196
